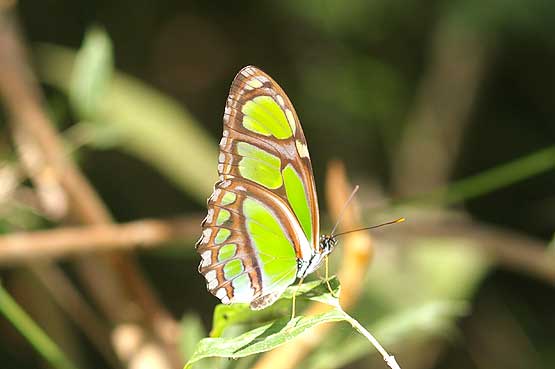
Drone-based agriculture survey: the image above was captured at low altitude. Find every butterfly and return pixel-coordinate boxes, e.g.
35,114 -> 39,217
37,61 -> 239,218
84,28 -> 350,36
196,65 -> 340,310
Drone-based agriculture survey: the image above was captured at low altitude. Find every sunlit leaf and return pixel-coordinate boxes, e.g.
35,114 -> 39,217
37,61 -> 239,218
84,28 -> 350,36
185,309 -> 346,369
210,277 -> 340,338
37,43 -> 218,203
182,277 -> 402,369
70,26 -> 113,119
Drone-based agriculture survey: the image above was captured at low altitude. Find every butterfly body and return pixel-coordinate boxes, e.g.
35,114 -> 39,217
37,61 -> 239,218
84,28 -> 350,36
196,66 -> 335,310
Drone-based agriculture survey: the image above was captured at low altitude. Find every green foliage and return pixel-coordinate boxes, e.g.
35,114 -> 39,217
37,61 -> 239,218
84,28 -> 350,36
180,312 -> 208,360
0,283 -> 78,369
37,31 -> 219,203
395,145 -> 555,208
70,26 -> 113,120
185,278 -> 349,369
6,2 -> 553,368
186,309 -> 347,369
186,242 -> 489,369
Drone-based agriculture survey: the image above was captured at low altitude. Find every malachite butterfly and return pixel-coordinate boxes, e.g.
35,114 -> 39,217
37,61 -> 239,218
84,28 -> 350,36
196,65 -> 338,310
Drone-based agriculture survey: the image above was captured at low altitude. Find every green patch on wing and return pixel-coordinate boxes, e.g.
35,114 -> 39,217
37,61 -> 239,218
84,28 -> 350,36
214,229 -> 231,244
215,209 -> 230,225
241,96 -> 292,139
223,259 -> 244,280
282,164 -> 312,243
217,243 -> 237,262
242,197 -> 297,291
221,192 -> 236,205
237,142 -> 282,189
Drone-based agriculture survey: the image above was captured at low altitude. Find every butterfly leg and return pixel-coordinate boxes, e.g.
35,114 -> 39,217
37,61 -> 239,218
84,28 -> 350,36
290,276 -> 305,320
324,256 -> 338,298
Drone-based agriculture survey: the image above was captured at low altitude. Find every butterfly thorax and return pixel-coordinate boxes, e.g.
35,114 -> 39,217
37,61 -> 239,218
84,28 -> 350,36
296,235 -> 337,278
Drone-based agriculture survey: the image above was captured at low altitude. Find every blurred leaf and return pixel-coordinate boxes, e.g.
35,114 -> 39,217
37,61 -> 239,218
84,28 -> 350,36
70,27 -> 113,120
180,312 -> 223,369
180,312 -> 207,359
303,58 -> 406,126
548,233 -> 555,254
302,242 -> 490,369
304,300 -> 469,369
0,282 -> 78,369
0,203 -> 48,231
64,121 -> 124,150
445,0 -> 555,37
37,43 -> 218,203
365,240 -> 490,308
395,145 -> 555,208
280,0 -> 416,40
372,300 -> 469,343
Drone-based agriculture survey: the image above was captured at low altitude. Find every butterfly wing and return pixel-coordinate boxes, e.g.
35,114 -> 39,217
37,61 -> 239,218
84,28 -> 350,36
224,66 -> 320,252
197,66 -> 319,309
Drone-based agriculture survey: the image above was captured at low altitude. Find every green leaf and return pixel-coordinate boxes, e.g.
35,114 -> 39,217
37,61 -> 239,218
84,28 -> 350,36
210,277 -> 340,338
281,276 -> 340,306
70,26 -> 113,119
184,277 -> 402,369
210,301 -> 288,338
0,282 -> 78,369
38,43 -> 218,203
185,309 -> 347,369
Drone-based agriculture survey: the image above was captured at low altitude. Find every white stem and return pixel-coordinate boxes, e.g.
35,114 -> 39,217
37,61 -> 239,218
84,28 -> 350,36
337,306 -> 402,369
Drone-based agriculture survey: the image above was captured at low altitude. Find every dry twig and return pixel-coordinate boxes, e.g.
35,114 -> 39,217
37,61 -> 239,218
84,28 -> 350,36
0,216 -> 200,265
392,19 -> 489,196
0,8 -> 179,368
379,211 -> 555,285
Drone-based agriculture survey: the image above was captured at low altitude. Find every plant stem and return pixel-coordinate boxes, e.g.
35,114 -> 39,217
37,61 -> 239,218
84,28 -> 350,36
395,145 -> 555,207
338,306 -> 402,369
0,282 -> 79,369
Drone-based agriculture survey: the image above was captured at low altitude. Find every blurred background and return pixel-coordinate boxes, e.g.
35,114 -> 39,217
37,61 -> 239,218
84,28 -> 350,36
0,1 -> 554,369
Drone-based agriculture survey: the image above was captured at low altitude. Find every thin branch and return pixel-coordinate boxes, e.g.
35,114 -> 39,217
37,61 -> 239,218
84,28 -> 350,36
378,211 -> 555,285
392,19 -> 489,196
0,216 -> 199,265
0,9 -> 180,367
1,208 -> 551,287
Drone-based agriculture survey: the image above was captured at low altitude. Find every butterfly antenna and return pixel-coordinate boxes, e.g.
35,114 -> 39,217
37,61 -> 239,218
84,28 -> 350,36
330,185 -> 360,236
332,217 -> 405,238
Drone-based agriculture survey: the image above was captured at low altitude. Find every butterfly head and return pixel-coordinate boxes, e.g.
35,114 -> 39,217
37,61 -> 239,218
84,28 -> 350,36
296,235 -> 337,278
319,234 -> 338,255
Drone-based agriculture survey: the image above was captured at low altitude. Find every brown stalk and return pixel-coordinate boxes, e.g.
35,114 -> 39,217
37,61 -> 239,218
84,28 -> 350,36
252,161 -> 373,369
392,19 -> 489,196
1,211 -> 553,287
378,212 -> 555,285
0,9 -> 180,367
0,216 -> 200,265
